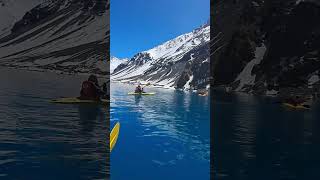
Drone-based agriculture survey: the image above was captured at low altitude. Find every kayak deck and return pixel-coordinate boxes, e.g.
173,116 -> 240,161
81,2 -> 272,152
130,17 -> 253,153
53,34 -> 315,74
198,93 -> 208,97
128,92 -> 156,95
282,103 -> 310,110
110,122 -> 120,152
50,97 -> 109,105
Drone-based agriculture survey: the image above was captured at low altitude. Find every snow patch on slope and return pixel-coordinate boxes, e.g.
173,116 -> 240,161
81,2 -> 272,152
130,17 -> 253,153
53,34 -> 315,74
308,74 -> 320,85
296,0 -> 305,5
184,75 -> 194,90
146,32 -> 194,60
145,25 -> 210,61
110,56 -> 128,73
236,43 -> 266,91
266,89 -> 279,96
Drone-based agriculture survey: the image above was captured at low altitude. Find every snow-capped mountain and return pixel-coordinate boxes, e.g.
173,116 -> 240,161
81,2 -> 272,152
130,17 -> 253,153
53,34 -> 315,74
112,23 -> 210,90
110,56 -> 127,73
0,0 -> 109,75
211,0 -> 320,97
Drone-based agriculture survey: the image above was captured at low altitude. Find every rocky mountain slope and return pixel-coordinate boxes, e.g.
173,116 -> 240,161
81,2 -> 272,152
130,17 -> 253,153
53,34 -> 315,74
211,0 -> 320,97
110,56 -> 127,73
112,23 -> 210,90
0,0 -> 109,75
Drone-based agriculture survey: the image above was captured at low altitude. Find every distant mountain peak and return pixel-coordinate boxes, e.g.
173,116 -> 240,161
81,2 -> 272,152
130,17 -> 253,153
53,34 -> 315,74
110,56 -> 128,73
112,22 -> 210,90
142,23 -> 210,61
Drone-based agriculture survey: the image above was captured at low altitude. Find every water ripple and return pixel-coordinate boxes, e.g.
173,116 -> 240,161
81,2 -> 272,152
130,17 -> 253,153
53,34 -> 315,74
0,68 -> 109,179
110,82 -> 210,179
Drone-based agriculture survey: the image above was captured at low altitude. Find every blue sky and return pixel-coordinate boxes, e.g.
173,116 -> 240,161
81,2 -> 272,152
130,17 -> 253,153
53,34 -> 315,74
111,0 -> 210,59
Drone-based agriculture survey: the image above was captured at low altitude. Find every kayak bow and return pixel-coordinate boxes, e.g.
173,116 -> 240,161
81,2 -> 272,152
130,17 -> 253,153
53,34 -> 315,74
282,103 -> 310,110
110,122 -> 120,152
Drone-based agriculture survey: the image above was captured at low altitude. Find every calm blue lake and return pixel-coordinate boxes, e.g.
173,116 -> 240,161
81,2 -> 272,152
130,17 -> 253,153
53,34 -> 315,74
0,68 -> 109,179
110,82 -> 210,179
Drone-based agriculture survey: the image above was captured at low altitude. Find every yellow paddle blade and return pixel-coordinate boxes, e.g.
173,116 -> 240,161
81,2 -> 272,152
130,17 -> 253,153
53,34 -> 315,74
110,122 -> 120,152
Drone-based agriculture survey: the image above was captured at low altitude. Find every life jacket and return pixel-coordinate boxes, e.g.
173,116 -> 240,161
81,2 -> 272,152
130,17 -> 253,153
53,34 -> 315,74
80,81 -> 99,100
135,87 -> 143,93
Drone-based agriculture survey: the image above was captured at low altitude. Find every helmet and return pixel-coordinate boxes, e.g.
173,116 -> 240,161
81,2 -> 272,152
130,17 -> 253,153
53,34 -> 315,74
88,75 -> 98,84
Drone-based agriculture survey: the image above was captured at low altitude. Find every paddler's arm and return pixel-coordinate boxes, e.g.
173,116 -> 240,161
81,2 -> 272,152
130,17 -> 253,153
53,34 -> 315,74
142,82 -> 151,88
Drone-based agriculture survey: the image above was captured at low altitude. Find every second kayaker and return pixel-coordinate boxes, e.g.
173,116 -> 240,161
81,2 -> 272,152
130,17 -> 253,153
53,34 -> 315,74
135,84 -> 144,93
286,95 -> 306,106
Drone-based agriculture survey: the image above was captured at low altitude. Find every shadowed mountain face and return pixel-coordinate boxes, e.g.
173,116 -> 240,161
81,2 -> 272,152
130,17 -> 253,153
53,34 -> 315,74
0,0 -> 109,75
211,0 -> 320,96
111,23 -> 210,90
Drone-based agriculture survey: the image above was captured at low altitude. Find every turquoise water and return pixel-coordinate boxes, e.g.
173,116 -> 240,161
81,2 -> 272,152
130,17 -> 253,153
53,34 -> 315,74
0,68 -> 109,179
110,82 -> 210,179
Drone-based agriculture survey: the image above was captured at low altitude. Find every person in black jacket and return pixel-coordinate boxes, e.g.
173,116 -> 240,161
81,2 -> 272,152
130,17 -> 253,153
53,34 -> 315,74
79,75 -> 102,100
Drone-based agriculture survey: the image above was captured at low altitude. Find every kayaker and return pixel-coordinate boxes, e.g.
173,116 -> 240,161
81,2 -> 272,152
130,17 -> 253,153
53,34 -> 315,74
135,84 -> 144,93
287,95 -> 305,106
295,96 -> 305,105
198,89 -> 208,96
79,74 -> 102,100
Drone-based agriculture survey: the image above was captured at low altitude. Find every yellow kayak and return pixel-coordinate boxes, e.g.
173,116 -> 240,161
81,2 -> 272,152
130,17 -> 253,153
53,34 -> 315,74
110,122 -> 120,152
128,92 -> 156,95
282,103 -> 310,110
198,93 -> 208,96
50,97 -> 109,105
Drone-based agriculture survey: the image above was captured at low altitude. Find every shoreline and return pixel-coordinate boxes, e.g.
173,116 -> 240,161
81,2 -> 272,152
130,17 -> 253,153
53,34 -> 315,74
8,65 -> 317,99
212,85 -> 320,102
0,65 -> 109,80
110,79 -> 212,95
